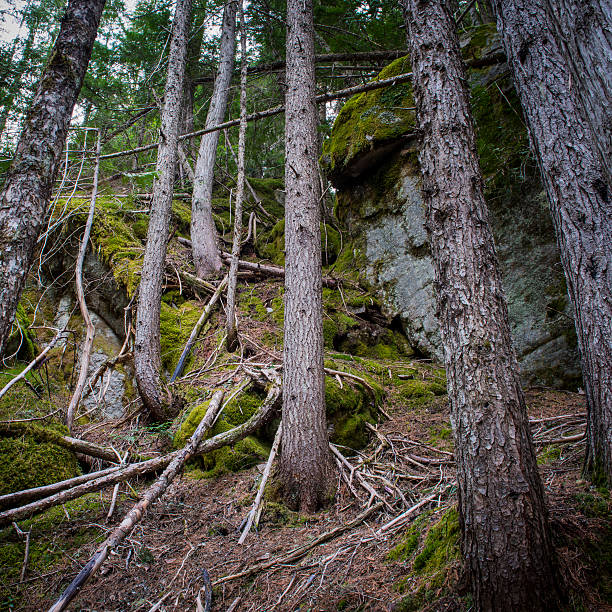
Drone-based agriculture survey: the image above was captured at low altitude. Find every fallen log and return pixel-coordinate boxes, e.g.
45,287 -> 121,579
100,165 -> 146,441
48,390 -> 225,612
0,465 -> 122,511
0,422 -> 120,463
1,380 -> 281,526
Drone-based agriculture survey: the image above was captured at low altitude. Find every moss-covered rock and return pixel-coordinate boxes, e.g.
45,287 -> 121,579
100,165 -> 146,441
0,423 -> 81,495
325,372 -> 382,449
393,507 -> 461,611
175,390 -> 271,478
160,300 -> 203,373
321,55 -> 415,182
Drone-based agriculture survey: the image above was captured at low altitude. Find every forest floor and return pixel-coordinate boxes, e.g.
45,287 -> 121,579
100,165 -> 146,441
3,379 -> 610,612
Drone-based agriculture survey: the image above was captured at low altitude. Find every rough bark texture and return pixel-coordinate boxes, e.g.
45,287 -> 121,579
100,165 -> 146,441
280,0 -> 333,513
403,1 -> 562,609
0,0 -> 106,360
134,0 -> 191,420
493,0 -> 612,484
191,0 -> 237,278
226,1 -> 247,352
544,0 -> 612,191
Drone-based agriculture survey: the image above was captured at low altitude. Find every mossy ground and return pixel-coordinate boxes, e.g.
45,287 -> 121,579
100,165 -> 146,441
390,507 -> 461,611
0,494 -> 109,608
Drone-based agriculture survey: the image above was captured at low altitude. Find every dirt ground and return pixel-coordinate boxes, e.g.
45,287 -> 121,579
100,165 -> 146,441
4,381 -> 611,612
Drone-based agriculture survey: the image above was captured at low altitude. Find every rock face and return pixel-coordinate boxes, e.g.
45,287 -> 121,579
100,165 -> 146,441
322,26 -> 581,388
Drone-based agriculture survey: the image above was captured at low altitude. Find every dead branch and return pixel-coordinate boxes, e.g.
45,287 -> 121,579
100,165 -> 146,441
170,274 -> 229,381
214,502 -> 383,586
0,465 -> 122,511
238,420 -> 282,544
1,378 -> 280,526
66,130 -> 101,432
0,327 -> 64,401
48,390 -> 225,612
177,269 -> 217,294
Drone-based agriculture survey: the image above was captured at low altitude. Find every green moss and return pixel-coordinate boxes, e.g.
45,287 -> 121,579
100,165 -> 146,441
428,424 -> 453,447
399,380 -> 435,400
321,55 -> 415,178
175,390 -> 270,477
172,199 -> 192,235
248,177 -> 285,218
4,304 -> 37,362
325,375 -> 380,449
56,197 -> 145,295
0,493 -> 105,606
0,423 -> 81,494
395,508 -> 461,610
387,513 -> 431,562
538,444 -> 562,465
159,300 -> 203,373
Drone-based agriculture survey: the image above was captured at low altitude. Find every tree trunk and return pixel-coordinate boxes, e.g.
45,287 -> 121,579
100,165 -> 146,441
543,0 -> 612,190
402,1 -> 562,609
492,0 -> 612,484
190,0 -> 237,278
134,0 -> 192,421
226,0 -> 247,352
280,0 -> 333,513
0,0 -> 106,360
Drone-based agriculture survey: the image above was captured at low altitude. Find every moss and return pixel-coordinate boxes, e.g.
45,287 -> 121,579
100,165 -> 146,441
428,424 -> 453,447
248,177 -> 285,218
387,513 -> 430,562
321,55 -> 415,179
4,304 -> 37,362
538,444 -> 562,465
0,423 -> 80,495
172,199 -> 192,235
259,501 -> 305,527
395,508 -> 461,610
0,493 -> 105,606
325,375 -> 379,449
399,380 -> 436,400
159,300 -> 203,373
175,390 -> 270,477
239,290 -> 284,326
56,196 -> 145,295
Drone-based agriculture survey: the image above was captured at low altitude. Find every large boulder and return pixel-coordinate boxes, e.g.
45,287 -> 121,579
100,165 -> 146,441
322,26 -> 580,388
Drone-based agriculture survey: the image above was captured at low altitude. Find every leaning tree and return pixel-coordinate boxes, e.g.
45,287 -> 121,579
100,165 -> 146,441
402,0 -> 563,608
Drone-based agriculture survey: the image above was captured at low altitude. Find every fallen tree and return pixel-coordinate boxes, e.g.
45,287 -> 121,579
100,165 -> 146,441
48,390 -> 226,612
0,374 -> 281,526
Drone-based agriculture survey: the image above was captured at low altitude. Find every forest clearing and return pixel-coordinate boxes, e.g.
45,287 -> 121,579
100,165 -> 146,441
0,0 -> 610,610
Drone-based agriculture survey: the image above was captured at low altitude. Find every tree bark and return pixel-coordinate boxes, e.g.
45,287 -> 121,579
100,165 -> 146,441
492,0 -> 612,484
226,0 -> 247,352
190,0 -> 237,278
543,0 -> 612,190
280,0 -> 333,513
403,1 -> 562,609
134,0 -> 192,421
0,0 -> 106,360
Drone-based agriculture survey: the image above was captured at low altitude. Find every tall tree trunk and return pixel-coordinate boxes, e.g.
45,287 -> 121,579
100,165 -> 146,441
543,0 -> 612,190
492,0 -> 612,484
134,0 -> 192,421
280,0 -> 333,513
402,1 -> 562,609
190,0 -> 237,278
225,0 -> 247,352
0,0 -> 106,360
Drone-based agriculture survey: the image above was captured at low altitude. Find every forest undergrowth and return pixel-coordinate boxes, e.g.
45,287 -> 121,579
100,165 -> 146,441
0,209 -> 608,610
